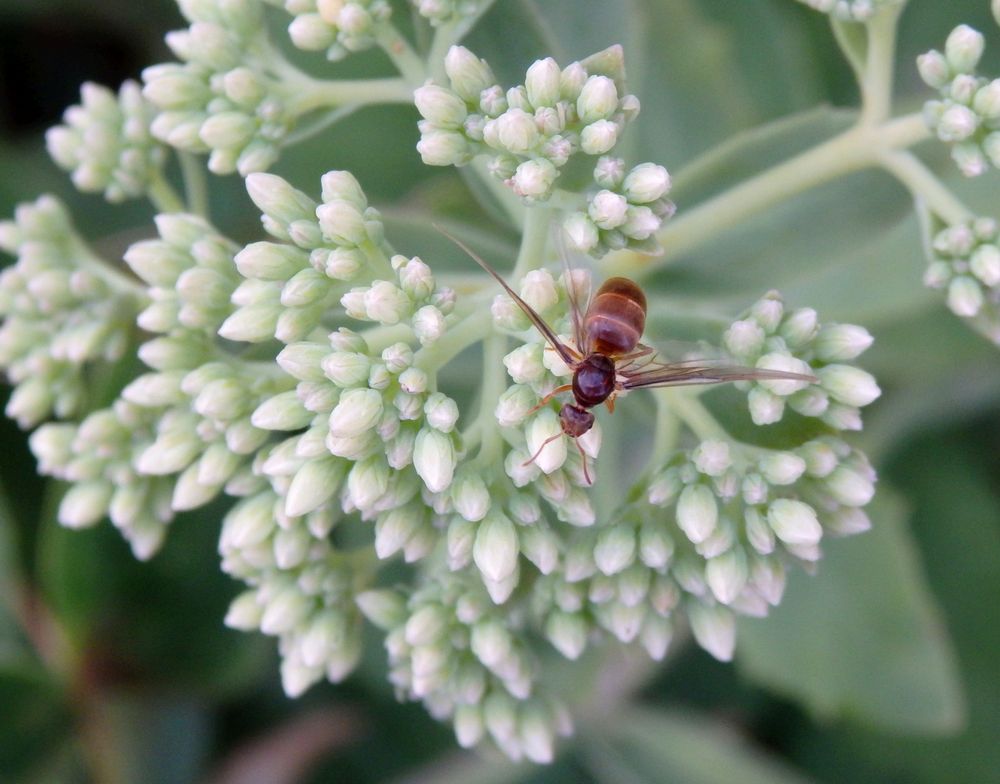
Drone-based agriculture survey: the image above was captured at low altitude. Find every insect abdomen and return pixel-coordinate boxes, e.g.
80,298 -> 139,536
584,277 -> 647,355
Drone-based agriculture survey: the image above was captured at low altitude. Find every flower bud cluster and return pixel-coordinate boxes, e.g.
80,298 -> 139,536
46,81 -> 165,203
723,290 -> 879,431
222,487 -> 365,697
30,401 -> 179,559
267,0 -> 391,61
142,0 -> 298,175
28,213 -> 293,558
219,171 -> 414,344
534,427 -> 875,664
794,0 -> 901,22
412,0 -> 483,26
358,577 -> 572,762
923,217 -> 1000,343
415,45 -> 640,203
919,25 -> 1000,177
563,157 -> 675,257
0,196 -> 140,427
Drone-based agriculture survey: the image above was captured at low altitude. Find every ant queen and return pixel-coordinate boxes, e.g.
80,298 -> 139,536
441,229 -> 816,485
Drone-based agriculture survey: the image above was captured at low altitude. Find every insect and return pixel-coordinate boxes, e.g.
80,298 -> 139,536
440,228 -> 816,484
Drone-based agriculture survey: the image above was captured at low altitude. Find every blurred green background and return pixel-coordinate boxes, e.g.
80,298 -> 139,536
1,1 -> 998,782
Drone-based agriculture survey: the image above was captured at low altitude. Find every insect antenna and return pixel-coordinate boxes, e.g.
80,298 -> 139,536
435,224 -> 578,367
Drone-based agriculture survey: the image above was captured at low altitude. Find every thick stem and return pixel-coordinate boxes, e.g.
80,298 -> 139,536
859,4 -> 904,126
878,151 -> 974,225
511,206 -> 552,280
413,309 -> 492,372
607,115 -> 931,279
471,331 -> 508,466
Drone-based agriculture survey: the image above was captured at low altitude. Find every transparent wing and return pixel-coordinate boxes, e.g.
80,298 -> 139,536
621,357 -> 816,390
436,225 -> 577,366
553,224 -> 590,354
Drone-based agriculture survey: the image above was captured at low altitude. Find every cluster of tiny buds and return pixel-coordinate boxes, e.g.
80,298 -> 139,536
0,196 -> 139,428
794,0 -> 901,22
357,578 -> 573,762
415,45 -> 640,203
723,291 -> 880,430
412,0 -> 484,26
924,217 -> 1000,343
142,0 -> 296,175
563,157 -> 675,257
270,0 -> 391,61
919,24 -> 1000,177
46,81 -> 165,203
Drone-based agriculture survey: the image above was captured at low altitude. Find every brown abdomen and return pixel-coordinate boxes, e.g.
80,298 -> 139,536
583,277 -> 647,356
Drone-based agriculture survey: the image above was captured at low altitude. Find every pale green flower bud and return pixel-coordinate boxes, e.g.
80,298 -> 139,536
593,524 -> 636,575
218,300 -> 281,342
503,343 -> 545,384
444,46 -> 496,103
362,281 -> 410,324
621,205 -> 660,241
420,392 -> 456,433
520,525 -> 559,574
356,588 -> 407,630
647,466 -> 682,506
604,601 -> 645,643
454,704 -> 484,748
473,509 -> 519,583
545,611 -> 587,659
692,440 -> 731,477
372,504 -> 420,558
580,119 -> 618,155
260,585 -> 313,636
413,427 -> 456,492
826,506 -> 872,536
328,387 -> 383,438
817,364 -> 881,407
814,323 -> 874,361
705,549 -> 748,605
588,189 -> 628,230
447,516 -> 475,569
346,454 -> 390,510
767,498 -> 822,545
412,305 -> 445,345
759,452 -> 806,485
284,456 -> 344,517
824,464 -> 876,506
577,75 -> 618,123
676,483 -> 717,544
245,173 -> 317,227
522,57 -> 560,109
452,471 -> 490,522
747,387 -> 784,425
415,84 -> 468,131
973,80 -> 1000,120
563,212 -> 600,253
525,408 -> 566,474
137,424 -> 203,475
945,24 -> 985,73
780,307 -> 819,347
225,590 -> 263,630
405,604 -> 451,647
321,351 -> 370,388
952,142 -> 988,177
917,50 -> 950,89
315,200 -> 366,246
755,353 -> 813,395
416,129 -> 470,166
947,275 -> 984,317
970,244 -> 1000,286
519,269 -> 559,314
510,159 -> 558,200
275,343 -> 327,382
246,390 -> 307,431
937,105 -> 978,143
58,479 -> 112,529
724,319 -> 766,358
688,602 -> 735,662
623,162 -> 670,203
640,614 -> 673,660
637,518 -> 673,568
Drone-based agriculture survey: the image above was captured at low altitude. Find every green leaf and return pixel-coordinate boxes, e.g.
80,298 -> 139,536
0,663 -> 73,781
736,487 -> 965,734
592,706 -> 817,784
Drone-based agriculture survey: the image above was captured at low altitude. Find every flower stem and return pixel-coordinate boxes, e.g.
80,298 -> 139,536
472,331 -> 508,466
859,3 -> 904,126
287,77 -> 415,116
375,24 -> 427,87
146,171 -> 184,214
178,151 -> 209,218
426,0 -> 500,83
878,150 -> 974,225
511,205 -> 552,280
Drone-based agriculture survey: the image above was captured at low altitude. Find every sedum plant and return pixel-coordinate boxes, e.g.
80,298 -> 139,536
1,0 -> 997,771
